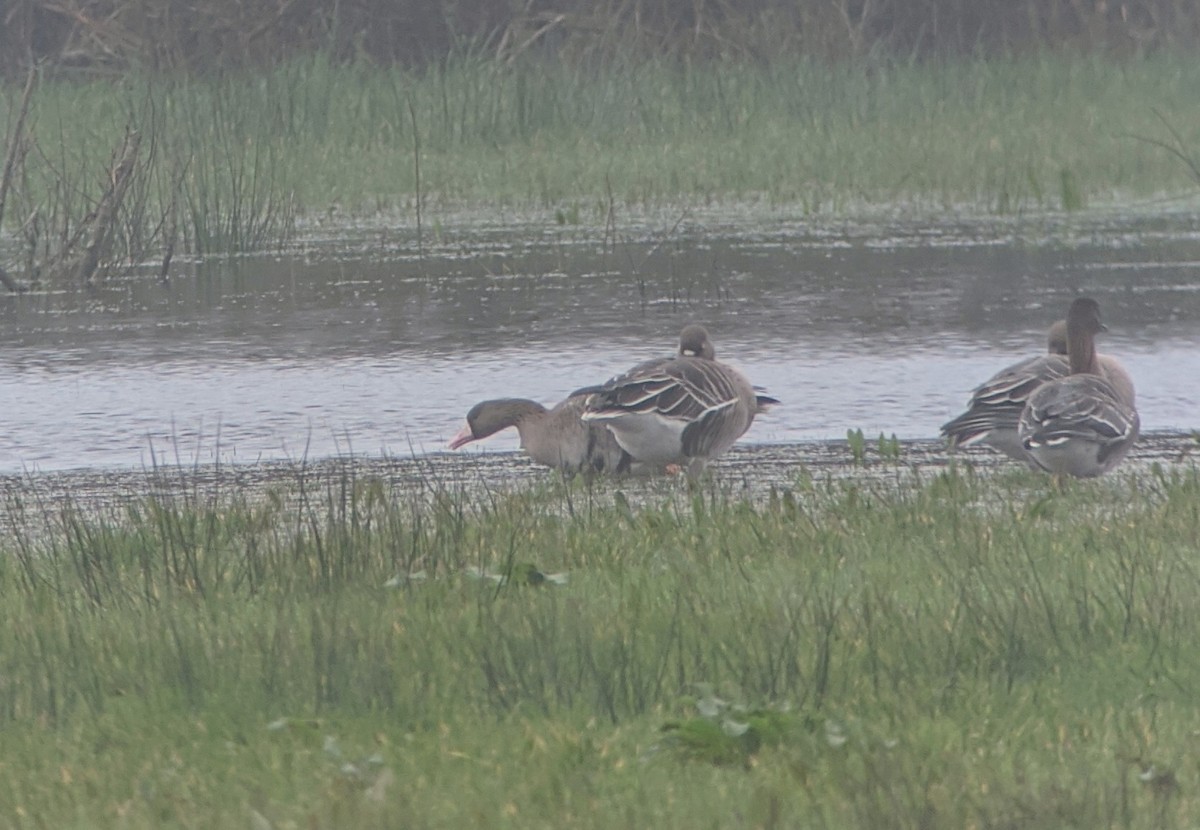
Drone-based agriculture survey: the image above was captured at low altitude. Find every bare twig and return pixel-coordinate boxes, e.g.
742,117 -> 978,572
1,66 -> 37,236
405,91 -> 423,259
159,191 -> 178,283
501,13 -> 567,64
245,0 -> 302,45
1121,108 -> 1200,186
74,128 -> 141,285
0,66 -> 38,292
0,265 -> 22,293
633,207 -> 691,274
603,174 -> 617,254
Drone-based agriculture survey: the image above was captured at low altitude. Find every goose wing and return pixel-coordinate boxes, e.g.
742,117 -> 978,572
582,357 -> 754,458
583,358 -> 738,418
1020,375 -> 1139,457
941,354 -> 1069,446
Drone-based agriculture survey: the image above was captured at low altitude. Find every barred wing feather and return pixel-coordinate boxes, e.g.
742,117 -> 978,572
1019,375 -> 1139,474
941,354 -> 1069,450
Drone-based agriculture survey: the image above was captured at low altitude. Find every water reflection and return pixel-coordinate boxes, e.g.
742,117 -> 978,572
2,210 -> 1199,472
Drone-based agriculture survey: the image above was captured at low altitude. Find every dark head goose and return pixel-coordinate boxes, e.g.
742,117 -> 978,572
1017,297 -> 1139,478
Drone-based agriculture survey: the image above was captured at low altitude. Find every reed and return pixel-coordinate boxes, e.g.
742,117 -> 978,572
3,49 -> 1200,283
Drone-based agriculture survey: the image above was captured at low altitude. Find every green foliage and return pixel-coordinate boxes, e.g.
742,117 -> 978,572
2,462 -> 1200,825
877,432 -> 901,461
845,428 -> 900,465
659,687 -> 800,767
5,50 -> 1200,264
1060,166 -> 1085,211
846,428 -> 867,465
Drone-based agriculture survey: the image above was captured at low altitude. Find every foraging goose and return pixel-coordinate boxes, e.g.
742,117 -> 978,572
448,395 -> 635,476
1017,297 -> 1139,478
940,321 -> 1070,460
579,324 -> 775,476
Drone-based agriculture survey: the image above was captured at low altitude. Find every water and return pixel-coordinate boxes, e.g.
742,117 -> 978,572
3,208 -> 1199,473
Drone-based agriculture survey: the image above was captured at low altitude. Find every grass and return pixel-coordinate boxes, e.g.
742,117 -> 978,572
5,49 -> 1200,263
1,458 -> 1198,827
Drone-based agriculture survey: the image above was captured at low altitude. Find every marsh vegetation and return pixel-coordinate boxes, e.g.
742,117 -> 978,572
5,0 -> 1200,292
1,454 -> 1198,826
4,49 -> 1200,289
6,0 -> 1200,76
3,4 -> 1199,825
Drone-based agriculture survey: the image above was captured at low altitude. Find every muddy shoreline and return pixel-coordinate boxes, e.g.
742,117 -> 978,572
3,432 -> 1195,537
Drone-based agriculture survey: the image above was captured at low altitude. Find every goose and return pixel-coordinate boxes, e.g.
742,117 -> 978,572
1017,297 -> 1139,478
579,324 -> 776,477
448,395 -> 635,476
940,320 -> 1070,461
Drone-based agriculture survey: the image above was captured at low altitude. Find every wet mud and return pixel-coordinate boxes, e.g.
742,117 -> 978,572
3,432 -> 1195,538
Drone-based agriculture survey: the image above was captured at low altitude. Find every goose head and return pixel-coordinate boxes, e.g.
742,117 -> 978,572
678,324 -> 715,360
448,399 -> 547,449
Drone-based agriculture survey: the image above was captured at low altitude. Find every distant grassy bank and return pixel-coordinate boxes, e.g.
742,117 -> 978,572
1,460 -> 1198,826
3,51 -> 1200,273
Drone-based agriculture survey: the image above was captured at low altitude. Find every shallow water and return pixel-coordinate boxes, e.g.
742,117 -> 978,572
2,208 -> 1199,473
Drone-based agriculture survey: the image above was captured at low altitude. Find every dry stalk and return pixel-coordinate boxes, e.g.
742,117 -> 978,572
0,67 -> 39,292
74,128 -> 141,285
4,0 -> 1200,77
405,91 -> 423,259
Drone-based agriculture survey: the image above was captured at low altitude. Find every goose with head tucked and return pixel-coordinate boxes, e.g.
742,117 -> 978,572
1017,297 -> 1139,478
940,320 -> 1070,461
579,324 -> 776,477
448,394 -> 635,477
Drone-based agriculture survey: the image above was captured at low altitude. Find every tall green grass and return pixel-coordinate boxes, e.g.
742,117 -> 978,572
4,49 -> 1200,260
1,460 -> 1198,826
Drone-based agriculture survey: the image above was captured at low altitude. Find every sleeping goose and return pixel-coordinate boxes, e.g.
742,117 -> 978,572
1017,297 -> 1139,478
940,320 -> 1070,460
579,324 -> 775,477
448,394 -> 635,476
